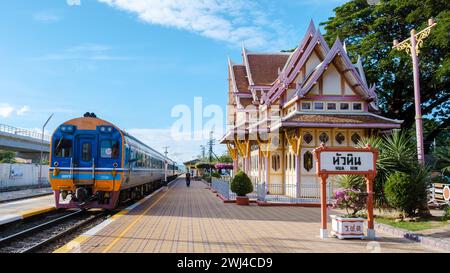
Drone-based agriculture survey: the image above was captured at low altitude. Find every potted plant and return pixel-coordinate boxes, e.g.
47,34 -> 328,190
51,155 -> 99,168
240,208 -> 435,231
331,188 -> 368,239
230,171 -> 253,206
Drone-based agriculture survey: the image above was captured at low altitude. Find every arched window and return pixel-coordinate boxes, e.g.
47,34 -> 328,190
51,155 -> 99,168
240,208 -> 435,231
289,154 -> 292,170
271,154 -> 280,172
303,151 -> 313,172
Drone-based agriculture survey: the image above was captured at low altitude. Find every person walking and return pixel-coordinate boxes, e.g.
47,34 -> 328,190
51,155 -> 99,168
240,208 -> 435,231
185,172 -> 191,187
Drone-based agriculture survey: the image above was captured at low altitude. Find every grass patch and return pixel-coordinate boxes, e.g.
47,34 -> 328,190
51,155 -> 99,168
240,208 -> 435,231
375,216 -> 449,232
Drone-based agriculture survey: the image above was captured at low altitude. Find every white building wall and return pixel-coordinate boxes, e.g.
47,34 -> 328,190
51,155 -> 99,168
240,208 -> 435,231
0,164 -> 49,190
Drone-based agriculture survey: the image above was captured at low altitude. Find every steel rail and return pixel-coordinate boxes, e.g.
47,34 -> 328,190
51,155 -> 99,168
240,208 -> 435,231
20,212 -> 106,253
0,210 -> 84,246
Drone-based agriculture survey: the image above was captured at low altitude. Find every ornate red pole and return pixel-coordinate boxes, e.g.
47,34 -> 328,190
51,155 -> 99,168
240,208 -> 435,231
410,30 -> 425,165
320,174 -> 328,238
393,18 -> 437,165
365,175 -> 375,240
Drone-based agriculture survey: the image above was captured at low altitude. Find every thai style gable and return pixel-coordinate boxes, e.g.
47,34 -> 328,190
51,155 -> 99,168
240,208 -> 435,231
266,24 -> 331,104
297,37 -> 375,101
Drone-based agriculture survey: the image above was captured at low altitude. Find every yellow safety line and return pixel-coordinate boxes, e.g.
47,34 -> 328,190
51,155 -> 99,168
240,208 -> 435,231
53,235 -> 90,253
102,181 -> 178,253
21,206 -> 56,219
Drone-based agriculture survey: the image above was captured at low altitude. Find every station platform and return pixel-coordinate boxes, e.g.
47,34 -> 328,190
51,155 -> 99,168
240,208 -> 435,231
0,187 -> 53,203
56,179 -> 440,253
0,194 -> 55,225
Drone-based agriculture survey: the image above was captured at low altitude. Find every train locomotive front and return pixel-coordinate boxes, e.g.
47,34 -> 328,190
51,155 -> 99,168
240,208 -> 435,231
49,115 -> 169,209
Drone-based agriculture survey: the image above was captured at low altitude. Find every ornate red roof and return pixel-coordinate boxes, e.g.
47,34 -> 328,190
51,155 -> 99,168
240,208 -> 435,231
246,54 -> 290,86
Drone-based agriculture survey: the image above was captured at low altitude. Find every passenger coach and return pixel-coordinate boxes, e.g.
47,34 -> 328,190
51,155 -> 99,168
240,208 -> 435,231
49,113 -> 180,210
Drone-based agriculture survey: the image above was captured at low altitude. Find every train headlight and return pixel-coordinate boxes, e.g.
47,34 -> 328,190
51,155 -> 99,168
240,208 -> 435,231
99,126 -> 113,133
60,125 -> 75,133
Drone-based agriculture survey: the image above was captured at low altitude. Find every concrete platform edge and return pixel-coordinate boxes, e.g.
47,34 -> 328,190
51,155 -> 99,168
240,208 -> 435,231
0,205 -> 56,226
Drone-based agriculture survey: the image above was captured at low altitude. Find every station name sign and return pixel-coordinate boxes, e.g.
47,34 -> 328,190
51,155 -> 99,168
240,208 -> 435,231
319,151 -> 374,172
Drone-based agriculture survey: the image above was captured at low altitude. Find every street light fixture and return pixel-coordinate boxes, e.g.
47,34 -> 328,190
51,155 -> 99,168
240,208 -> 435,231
393,18 -> 437,165
38,113 -> 53,186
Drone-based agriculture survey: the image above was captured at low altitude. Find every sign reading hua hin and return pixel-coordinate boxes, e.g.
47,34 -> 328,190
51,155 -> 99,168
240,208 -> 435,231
319,151 -> 375,173
313,144 -> 378,240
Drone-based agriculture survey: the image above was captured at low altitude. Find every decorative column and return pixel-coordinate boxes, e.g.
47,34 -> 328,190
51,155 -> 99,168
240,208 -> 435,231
320,174 -> 328,239
227,143 -> 239,176
285,129 -> 301,198
295,154 -> 301,198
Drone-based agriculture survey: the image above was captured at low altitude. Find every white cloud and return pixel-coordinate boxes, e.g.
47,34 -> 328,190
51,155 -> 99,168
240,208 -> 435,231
0,104 -> 14,118
0,104 -> 32,118
16,106 -> 30,116
126,128 -> 225,163
97,0 -> 296,50
67,0 -> 82,6
33,11 -> 61,22
37,43 -> 131,62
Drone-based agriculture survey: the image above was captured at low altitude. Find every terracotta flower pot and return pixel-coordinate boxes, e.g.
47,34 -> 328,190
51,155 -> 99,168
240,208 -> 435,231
236,196 -> 250,206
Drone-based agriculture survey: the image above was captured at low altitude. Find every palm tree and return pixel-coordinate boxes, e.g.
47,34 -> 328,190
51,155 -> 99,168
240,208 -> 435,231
434,146 -> 450,175
341,130 -> 430,210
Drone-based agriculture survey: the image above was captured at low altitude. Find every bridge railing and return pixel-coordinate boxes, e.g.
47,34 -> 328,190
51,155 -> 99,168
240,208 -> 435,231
0,124 -> 50,142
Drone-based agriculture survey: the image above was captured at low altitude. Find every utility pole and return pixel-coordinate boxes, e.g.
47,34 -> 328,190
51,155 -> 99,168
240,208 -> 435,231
393,18 -> 437,165
39,113 -> 53,187
200,145 -> 206,161
208,131 -> 214,184
163,146 -> 169,185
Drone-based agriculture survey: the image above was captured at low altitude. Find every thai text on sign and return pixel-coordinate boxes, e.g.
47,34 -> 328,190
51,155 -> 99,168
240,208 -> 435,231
319,151 -> 375,172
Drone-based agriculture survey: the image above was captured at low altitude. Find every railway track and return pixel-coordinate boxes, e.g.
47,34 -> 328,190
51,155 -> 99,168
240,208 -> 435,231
0,181 -> 172,253
0,209 -> 107,253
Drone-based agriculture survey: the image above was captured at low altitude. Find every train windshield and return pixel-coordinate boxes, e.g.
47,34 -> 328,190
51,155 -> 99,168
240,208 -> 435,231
54,138 -> 73,158
100,140 -> 119,158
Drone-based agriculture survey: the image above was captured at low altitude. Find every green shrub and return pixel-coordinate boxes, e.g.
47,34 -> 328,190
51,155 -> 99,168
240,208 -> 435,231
0,150 -> 16,163
442,206 -> 450,221
384,170 -> 429,217
230,171 -> 253,197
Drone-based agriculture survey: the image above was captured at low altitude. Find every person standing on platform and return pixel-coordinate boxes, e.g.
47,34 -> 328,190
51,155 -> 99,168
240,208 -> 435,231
186,172 -> 191,187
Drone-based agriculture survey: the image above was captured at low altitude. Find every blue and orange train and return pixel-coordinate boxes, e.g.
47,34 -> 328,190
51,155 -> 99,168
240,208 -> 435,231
49,114 -> 181,210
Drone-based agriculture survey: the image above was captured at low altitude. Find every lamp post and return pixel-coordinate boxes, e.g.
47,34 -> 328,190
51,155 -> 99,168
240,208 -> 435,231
393,18 -> 437,165
38,113 -> 54,187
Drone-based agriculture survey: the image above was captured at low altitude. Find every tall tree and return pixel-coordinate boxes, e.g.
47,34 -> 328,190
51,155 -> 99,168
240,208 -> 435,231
320,0 -> 449,151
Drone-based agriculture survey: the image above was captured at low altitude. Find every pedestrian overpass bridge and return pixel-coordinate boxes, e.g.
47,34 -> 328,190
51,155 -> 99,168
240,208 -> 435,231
0,124 -> 50,162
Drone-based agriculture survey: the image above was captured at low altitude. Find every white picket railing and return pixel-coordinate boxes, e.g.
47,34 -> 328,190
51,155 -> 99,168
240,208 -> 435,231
212,178 -> 333,204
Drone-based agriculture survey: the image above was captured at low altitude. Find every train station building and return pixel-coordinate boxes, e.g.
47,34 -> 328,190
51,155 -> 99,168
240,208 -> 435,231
220,21 -> 402,202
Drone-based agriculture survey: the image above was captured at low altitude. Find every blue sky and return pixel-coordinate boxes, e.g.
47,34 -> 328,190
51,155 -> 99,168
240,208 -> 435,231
0,0 -> 347,162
